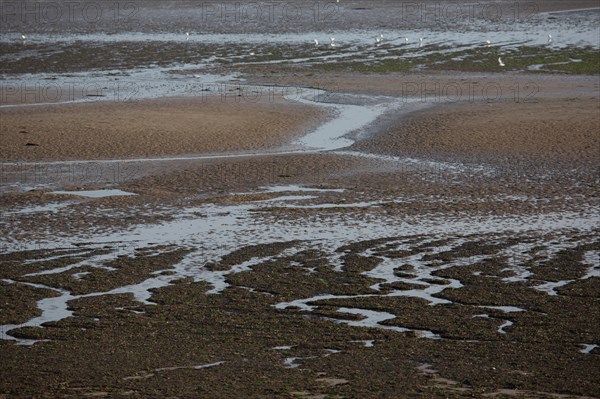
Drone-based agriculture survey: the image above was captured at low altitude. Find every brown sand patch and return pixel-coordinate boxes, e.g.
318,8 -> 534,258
0,96 -> 324,162
354,97 -> 600,166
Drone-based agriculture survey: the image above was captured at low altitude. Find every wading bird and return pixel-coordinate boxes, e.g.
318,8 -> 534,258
419,37 -> 423,47
314,39 -> 319,46
498,57 -> 505,67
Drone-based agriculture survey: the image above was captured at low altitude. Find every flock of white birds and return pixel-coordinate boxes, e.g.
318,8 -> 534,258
17,30 -> 556,69
178,31 -> 555,68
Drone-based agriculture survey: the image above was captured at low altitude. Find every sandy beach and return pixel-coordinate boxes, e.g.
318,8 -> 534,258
0,96 -> 324,162
354,95 -> 600,165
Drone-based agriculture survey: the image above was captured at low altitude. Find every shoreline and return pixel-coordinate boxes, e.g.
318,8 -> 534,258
1,3 -> 599,397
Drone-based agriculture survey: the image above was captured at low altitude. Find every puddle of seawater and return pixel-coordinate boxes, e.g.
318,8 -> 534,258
283,356 -> 315,368
193,361 -> 225,369
286,90 -> 414,152
581,251 -> 600,279
352,339 -> 375,347
533,280 -> 573,296
291,100 -> 388,151
49,189 -> 137,198
25,252 -> 117,276
335,307 -> 441,339
579,344 -> 598,354
481,306 -> 525,313
272,345 -> 293,350
497,320 -> 513,334
363,249 -> 487,306
0,285 -> 74,345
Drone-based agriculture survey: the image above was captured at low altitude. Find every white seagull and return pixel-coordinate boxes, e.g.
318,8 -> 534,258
547,34 -> 552,44
498,57 -> 505,67
419,37 -> 423,47
375,33 -> 383,45
20,34 -> 26,40
485,40 -> 491,47
405,37 -> 409,44
330,37 -> 336,48
314,39 -> 319,46
186,32 -> 190,41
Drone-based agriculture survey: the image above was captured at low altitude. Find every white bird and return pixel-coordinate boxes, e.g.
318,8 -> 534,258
404,37 -> 409,44
485,40 -> 491,47
547,34 -> 552,44
314,39 -> 319,46
250,52 -> 255,56
419,37 -> 423,47
498,57 -> 505,67
20,34 -> 26,40
186,32 -> 190,41
330,37 -> 336,47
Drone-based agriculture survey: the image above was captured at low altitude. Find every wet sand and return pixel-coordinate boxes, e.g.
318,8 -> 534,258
1,2 -> 599,398
352,95 -> 600,167
1,70 -> 599,399
0,96 -> 324,162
